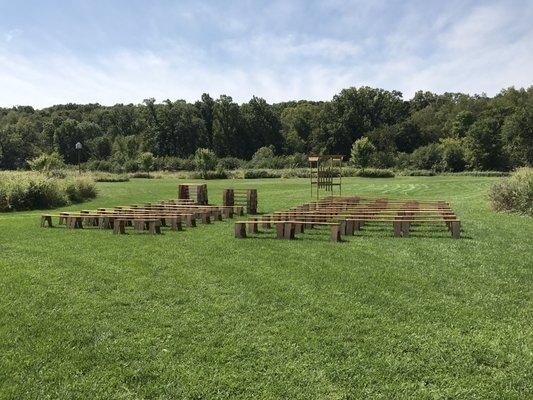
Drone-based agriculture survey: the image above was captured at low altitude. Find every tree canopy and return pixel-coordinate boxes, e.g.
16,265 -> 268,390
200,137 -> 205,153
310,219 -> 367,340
0,86 -> 531,171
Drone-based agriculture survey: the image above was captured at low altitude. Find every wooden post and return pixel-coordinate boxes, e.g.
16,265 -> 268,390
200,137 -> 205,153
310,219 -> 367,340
148,220 -> 161,234
41,215 -> 53,227
247,189 -> 258,214
275,223 -> 285,239
284,223 -> 295,240
401,221 -> 410,237
235,222 -> 246,238
393,220 -> 402,237
178,184 -> 189,201
294,223 -> 303,234
247,219 -> 259,234
189,215 -> 197,227
201,212 -> 211,224
340,220 -> 347,235
451,221 -> 461,239
345,220 -> 355,235
113,219 -> 126,234
330,224 -> 341,242
223,189 -> 234,207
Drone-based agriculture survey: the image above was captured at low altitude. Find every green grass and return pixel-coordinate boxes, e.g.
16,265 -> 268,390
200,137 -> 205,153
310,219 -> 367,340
0,176 -> 531,399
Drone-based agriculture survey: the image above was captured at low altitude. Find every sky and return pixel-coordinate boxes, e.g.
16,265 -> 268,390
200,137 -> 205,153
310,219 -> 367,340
0,0 -> 532,108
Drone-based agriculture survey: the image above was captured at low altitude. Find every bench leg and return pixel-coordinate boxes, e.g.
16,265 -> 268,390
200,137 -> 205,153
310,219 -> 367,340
451,221 -> 461,239
401,221 -> 410,237
41,216 -> 53,227
248,220 -> 258,234
201,213 -> 211,224
148,221 -> 161,234
113,220 -> 126,234
345,220 -> 355,235
393,221 -> 402,237
294,223 -> 303,234
340,220 -> 347,235
235,222 -> 246,238
276,223 -> 285,239
330,225 -> 342,242
185,215 -> 196,227
284,223 -> 295,240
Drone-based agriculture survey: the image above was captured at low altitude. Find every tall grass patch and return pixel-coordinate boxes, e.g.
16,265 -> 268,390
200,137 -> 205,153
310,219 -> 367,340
0,171 -> 97,211
488,167 -> 532,216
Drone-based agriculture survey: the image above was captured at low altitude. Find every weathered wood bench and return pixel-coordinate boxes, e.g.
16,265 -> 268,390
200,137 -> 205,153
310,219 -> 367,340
235,220 -> 342,242
344,218 -> 461,238
113,218 -> 161,234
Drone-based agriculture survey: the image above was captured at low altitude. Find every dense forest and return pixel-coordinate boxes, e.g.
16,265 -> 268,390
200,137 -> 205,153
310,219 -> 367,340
0,86 -> 531,172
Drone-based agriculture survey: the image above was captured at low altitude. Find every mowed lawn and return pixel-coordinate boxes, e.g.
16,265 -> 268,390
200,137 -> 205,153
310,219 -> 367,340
0,176 -> 531,399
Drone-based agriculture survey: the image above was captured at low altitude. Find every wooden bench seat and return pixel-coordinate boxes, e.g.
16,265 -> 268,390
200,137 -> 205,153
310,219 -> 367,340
344,218 -> 461,238
235,220 -> 342,242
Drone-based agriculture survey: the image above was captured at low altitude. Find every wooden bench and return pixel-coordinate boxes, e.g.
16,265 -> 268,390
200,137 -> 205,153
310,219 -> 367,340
344,218 -> 461,238
113,218 -> 161,234
235,220 -> 342,242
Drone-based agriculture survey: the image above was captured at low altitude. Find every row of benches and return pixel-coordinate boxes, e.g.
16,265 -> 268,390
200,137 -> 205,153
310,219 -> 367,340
235,196 -> 462,242
41,201 -> 244,235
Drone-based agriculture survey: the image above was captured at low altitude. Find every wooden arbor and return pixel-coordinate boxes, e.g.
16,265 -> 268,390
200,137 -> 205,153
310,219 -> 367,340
178,183 -> 208,205
223,189 -> 258,214
309,155 -> 343,200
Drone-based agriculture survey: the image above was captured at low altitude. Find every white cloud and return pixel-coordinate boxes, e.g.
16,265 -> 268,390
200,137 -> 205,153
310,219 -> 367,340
0,2 -> 531,108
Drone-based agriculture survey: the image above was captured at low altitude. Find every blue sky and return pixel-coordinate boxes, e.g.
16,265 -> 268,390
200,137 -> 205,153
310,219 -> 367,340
1,0 -> 532,107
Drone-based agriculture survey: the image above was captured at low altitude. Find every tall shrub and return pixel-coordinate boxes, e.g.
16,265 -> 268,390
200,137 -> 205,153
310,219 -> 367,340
488,167 -> 532,216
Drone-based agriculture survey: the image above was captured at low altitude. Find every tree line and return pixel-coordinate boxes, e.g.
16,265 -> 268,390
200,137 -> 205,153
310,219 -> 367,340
0,86 -> 531,172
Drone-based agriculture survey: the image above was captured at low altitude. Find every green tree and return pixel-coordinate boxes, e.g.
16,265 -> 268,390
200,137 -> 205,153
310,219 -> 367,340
195,93 -> 215,148
194,148 -> 218,178
27,152 -> 65,172
439,138 -> 466,172
242,96 -> 283,153
501,107 -> 533,168
410,143 -> 442,170
53,119 -> 81,164
212,95 -> 246,157
350,137 -> 376,169
465,118 -> 505,170
137,151 -> 155,172
451,111 -> 475,137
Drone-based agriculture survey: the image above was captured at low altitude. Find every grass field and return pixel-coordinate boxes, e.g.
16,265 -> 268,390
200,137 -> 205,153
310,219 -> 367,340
0,176 -> 531,399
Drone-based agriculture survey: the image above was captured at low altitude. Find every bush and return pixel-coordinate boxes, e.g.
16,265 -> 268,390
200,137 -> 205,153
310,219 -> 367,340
0,172 -> 97,211
84,159 -> 114,172
194,148 -> 218,178
92,172 -> 130,182
343,167 -> 395,178
445,171 -> 509,177
439,138 -> 466,172
248,146 -> 285,169
243,169 -> 282,179
48,169 -> 68,179
350,137 -> 376,169
130,172 -> 153,179
488,167 -> 532,216
137,152 -> 155,172
410,144 -> 442,170
217,157 -> 244,170
398,169 -> 436,176
64,178 -> 98,203
155,156 -> 196,171
123,159 -> 139,173
280,169 -> 310,178
27,152 -> 65,172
